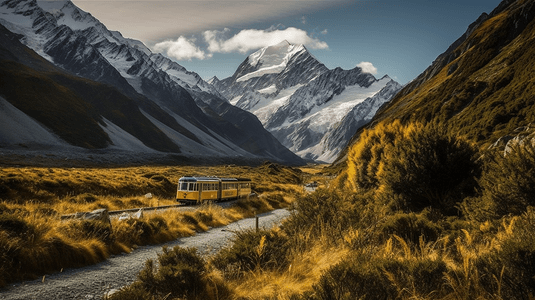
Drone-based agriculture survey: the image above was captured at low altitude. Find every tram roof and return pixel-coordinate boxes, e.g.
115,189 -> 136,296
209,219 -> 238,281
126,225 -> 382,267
179,176 -> 251,182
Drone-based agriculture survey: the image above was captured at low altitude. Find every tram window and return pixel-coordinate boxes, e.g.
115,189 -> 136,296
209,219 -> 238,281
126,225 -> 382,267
189,183 -> 197,191
179,182 -> 188,191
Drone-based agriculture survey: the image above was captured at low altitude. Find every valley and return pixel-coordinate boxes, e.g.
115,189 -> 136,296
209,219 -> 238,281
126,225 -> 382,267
0,163 -> 318,291
1,0 -> 535,299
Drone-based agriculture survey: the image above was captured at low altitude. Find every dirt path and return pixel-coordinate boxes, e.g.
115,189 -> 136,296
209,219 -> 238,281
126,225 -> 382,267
0,209 -> 291,300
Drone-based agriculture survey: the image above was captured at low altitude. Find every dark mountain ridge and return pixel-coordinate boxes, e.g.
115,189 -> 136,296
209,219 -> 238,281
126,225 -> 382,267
0,0 -> 303,165
0,23 -> 181,152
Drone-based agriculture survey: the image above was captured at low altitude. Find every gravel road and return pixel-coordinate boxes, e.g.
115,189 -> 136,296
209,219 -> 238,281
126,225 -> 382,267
0,209 -> 291,300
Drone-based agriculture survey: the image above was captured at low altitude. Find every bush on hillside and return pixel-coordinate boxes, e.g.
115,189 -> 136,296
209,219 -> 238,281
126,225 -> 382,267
211,228 -> 288,277
309,253 -> 448,300
346,120 -> 407,192
107,246 -> 229,300
475,142 -> 535,218
377,124 -> 480,215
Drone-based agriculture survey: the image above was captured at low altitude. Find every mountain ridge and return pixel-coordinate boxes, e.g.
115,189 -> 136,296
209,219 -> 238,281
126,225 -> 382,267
0,0 -> 303,164
335,0 -> 535,165
212,42 -> 401,162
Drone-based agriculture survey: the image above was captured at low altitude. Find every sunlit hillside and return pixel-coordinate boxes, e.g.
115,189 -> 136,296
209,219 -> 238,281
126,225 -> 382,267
334,0 -> 535,167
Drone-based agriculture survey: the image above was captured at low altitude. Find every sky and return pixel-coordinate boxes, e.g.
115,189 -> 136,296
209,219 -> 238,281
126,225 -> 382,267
72,0 -> 504,84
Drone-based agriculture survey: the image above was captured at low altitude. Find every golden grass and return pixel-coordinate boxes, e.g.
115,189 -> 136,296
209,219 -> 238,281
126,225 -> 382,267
230,243 -> 349,299
0,163 -> 309,287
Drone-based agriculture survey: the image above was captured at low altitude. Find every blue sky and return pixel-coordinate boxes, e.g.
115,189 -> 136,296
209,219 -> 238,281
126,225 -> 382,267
73,0 -> 503,84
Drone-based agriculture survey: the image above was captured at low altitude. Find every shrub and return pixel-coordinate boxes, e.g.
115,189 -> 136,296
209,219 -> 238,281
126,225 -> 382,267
0,213 -> 108,286
311,254 -> 448,300
139,246 -> 206,297
346,121 -> 481,215
477,142 -> 535,217
377,123 -> 480,215
211,228 -> 288,277
379,211 -> 442,245
0,212 -> 35,236
285,189 -> 353,240
480,208 -> 535,297
107,246 -> 226,300
346,120 -> 406,192
64,219 -> 113,245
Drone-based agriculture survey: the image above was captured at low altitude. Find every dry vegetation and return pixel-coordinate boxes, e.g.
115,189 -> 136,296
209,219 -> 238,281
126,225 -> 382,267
100,3 -> 535,298
0,162 -> 305,287
107,122 -> 535,300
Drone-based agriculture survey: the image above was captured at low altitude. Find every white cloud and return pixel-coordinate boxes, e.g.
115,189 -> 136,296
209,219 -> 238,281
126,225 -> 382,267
321,29 -> 328,35
357,61 -> 378,75
300,16 -> 307,24
153,36 -> 210,61
204,27 -> 329,54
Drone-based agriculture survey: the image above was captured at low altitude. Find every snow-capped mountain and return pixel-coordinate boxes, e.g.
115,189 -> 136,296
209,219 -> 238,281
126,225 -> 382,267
212,41 -> 402,162
307,79 -> 403,162
0,0 -> 302,164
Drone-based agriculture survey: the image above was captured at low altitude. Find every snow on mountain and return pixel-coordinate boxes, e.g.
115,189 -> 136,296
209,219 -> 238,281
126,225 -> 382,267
213,41 -> 402,162
149,53 -> 222,96
236,40 -> 307,82
100,117 -> 157,153
0,96 -> 70,148
0,0 -> 302,164
214,40 -> 328,105
301,79 -> 403,162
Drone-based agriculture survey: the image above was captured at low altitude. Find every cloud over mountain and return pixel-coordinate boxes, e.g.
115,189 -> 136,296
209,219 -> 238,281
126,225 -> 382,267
149,27 -> 328,61
153,36 -> 211,60
357,62 -> 378,75
204,27 -> 328,54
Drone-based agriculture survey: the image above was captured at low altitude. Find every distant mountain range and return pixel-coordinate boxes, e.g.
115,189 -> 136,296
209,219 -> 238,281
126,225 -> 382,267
0,0 -> 303,165
212,40 -> 402,163
336,0 -> 535,164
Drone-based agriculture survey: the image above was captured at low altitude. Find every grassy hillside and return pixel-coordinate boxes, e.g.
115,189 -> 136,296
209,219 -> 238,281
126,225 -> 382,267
336,0 -> 535,164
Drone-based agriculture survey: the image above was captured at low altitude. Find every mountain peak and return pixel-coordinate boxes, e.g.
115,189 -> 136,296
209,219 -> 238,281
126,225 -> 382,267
235,41 -> 307,82
275,39 -> 291,47
207,76 -> 220,85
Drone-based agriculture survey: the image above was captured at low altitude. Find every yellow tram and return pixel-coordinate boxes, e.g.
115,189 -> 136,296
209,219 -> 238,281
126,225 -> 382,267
176,176 -> 252,205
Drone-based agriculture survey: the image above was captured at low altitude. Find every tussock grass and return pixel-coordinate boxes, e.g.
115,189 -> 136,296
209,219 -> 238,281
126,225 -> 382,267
0,163 -> 304,287
106,122 -> 535,299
